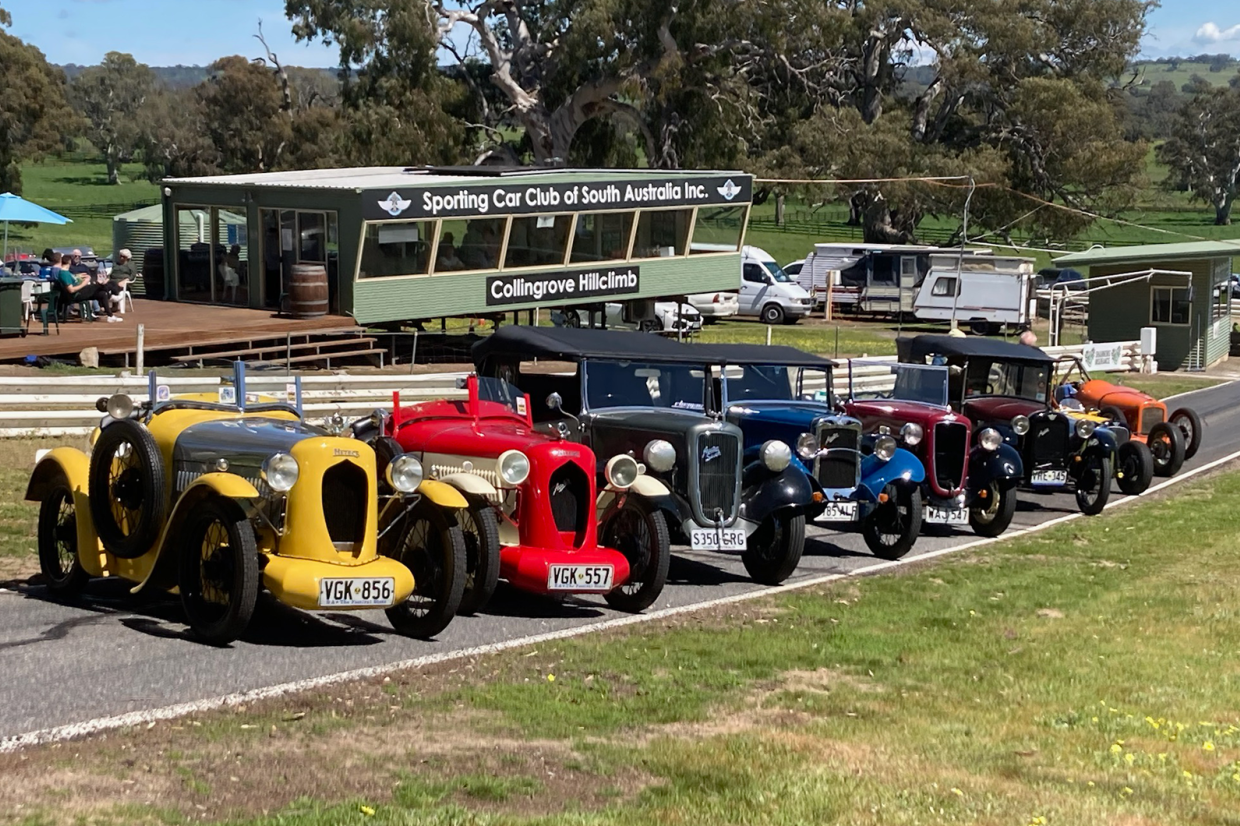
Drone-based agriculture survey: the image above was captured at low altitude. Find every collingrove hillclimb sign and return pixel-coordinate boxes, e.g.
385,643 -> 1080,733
485,266 -> 640,307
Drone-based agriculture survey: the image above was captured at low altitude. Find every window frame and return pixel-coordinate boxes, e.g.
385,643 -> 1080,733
1150,285 -> 1191,327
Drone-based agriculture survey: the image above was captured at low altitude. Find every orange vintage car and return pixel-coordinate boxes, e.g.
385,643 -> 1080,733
1053,356 -> 1200,478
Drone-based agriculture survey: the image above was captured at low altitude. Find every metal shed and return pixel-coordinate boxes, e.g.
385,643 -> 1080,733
1055,241 -> 1238,371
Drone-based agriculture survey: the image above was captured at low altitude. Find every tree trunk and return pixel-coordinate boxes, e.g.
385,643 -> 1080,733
105,149 -> 120,185
1215,193 -> 1234,226
847,193 -> 864,227
862,198 -> 917,244
775,193 -> 785,227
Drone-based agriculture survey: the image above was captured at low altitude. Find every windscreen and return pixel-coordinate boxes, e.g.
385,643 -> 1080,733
853,362 -> 950,406
585,360 -> 705,411
724,364 -> 795,402
476,376 -> 527,418
966,360 -> 1050,403
762,259 -> 793,283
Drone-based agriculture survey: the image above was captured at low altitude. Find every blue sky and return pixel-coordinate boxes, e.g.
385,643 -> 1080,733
5,0 -> 1239,68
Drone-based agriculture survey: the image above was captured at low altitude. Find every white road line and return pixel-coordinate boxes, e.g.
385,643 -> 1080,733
1163,378 -> 1238,403
4,446 -> 1240,755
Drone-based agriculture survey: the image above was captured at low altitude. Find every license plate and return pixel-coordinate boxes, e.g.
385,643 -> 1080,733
925,506 -> 968,525
318,577 -> 395,608
547,565 -> 614,592
818,501 -> 859,522
689,527 -> 748,551
1031,469 -> 1068,486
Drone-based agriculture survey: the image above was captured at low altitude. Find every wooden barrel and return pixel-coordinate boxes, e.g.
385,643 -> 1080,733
288,263 -> 328,318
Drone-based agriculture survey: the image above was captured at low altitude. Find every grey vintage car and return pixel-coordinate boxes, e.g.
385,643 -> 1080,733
474,326 -> 807,589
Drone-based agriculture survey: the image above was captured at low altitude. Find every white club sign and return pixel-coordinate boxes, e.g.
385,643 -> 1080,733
1081,342 -> 1125,372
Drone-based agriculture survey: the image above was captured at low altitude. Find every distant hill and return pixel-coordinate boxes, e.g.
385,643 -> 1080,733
1125,57 -> 1240,93
57,63 -> 339,89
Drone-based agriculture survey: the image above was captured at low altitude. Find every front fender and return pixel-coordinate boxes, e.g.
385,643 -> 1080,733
437,472 -> 498,499
27,448 -> 101,576
856,447 -> 925,501
417,479 -> 469,509
968,443 -> 1024,489
741,462 -> 814,524
1081,428 -> 1118,458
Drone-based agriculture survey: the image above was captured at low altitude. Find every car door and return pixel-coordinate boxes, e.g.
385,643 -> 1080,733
741,262 -> 769,314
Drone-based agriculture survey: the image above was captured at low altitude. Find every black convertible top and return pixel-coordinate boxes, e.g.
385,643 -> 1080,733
693,343 -> 836,369
898,334 -> 1053,365
472,325 -> 701,365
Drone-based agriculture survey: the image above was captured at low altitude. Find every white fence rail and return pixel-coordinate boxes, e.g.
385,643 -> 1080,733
0,340 -> 1142,438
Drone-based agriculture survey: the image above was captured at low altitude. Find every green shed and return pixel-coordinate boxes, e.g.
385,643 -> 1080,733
1054,241 -> 1237,371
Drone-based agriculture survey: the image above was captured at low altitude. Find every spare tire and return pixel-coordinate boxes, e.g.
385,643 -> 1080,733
88,418 -> 168,558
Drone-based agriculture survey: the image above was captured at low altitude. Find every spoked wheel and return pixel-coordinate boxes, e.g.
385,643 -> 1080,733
37,476 -> 88,596
742,511 -> 805,585
178,497 -> 259,645
862,484 -> 923,560
456,500 -> 500,616
968,481 -> 1017,538
1116,440 -> 1154,496
602,496 -> 670,613
1169,408 -> 1203,460
1147,422 -> 1186,477
383,501 -> 466,638
87,419 -> 167,558
1074,454 -> 1112,515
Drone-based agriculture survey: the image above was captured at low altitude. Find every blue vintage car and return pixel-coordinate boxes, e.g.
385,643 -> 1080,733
698,344 -> 927,560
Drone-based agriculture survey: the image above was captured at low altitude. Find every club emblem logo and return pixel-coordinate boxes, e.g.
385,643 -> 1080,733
378,191 -> 412,216
825,432 -> 839,445
552,481 -> 567,496
717,179 -> 741,201
1037,427 -> 1050,438
701,445 -> 722,463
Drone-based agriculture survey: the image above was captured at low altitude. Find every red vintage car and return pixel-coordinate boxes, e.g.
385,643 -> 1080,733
373,375 -> 662,614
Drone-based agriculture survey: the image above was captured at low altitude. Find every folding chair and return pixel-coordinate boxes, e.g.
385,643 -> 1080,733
37,290 -> 60,335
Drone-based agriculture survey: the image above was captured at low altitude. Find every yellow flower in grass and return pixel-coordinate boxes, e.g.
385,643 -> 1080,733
1110,744 -> 1123,754
359,805 -> 376,817
951,788 -> 964,797
1145,716 -> 1160,730
1158,753 -> 1168,762
1124,753 -> 1136,766
547,674 -> 556,682
1120,787 -> 1134,797
1183,770 -> 1194,779
1204,741 -> 1215,751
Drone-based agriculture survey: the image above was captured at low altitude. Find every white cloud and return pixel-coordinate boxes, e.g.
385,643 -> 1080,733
1194,22 -> 1240,44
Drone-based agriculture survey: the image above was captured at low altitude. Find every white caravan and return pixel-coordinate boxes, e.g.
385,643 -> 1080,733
912,254 -> 1035,335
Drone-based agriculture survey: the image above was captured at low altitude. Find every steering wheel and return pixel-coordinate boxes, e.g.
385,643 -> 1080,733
986,383 -> 996,395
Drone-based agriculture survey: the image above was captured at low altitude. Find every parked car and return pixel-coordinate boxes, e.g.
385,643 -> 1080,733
702,343 -> 927,559
25,364 -> 470,644
898,335 -> 1119,516
844,360 -> 1025,537
782,258 -> 806,278
368,374 -> 666,613
739,246 -> 814,324
686,291 -> 740,323
554,300 -> 702,334
1035,267 -> 1086,292
1053,355 -> 1194,476
474,326 -> 808,585
51,246 -> 99,273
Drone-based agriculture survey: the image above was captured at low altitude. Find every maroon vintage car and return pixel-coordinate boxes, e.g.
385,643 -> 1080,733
374,375 -> 665,614
843,361 -> 1025,538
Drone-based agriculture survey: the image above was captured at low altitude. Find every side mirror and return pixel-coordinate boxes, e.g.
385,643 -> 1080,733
95,396 -> 109,413
546,392 -> 563,411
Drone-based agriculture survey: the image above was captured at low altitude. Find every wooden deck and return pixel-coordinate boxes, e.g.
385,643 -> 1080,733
1,300 -> 364,365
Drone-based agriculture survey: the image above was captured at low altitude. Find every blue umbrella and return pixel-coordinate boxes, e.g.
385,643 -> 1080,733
0,192 -> 71,263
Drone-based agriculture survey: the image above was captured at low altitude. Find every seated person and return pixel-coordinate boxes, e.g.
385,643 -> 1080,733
54,254 -> 123,321
108,248 -> 138,289
437,241 -> 465,271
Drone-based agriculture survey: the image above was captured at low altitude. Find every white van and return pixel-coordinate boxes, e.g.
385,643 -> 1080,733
738,246 -> 814,324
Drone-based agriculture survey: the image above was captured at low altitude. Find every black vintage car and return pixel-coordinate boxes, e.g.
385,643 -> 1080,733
473,326 -> 807,587
898,335 -> 1122,516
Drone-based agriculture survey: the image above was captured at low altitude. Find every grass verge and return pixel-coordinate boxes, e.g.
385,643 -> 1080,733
3,463 -> 1240,825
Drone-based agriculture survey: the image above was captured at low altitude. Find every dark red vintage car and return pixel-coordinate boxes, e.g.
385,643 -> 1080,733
373,375 -> 663,614
844,361 -> 1025,538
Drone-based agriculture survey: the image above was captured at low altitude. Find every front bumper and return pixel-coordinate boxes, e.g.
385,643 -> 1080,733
694,305 -> 738,318
261,554 -> 415,611
500,544 -> 632,595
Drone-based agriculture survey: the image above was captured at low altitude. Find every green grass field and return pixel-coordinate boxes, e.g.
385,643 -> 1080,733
6,462 -> 1239,825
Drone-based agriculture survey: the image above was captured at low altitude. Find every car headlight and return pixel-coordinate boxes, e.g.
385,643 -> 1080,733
261,453 -> 300,492
979,427 -> 1002,451
900,422 -> 923,446
874,434 -> 897,462
1011,415 -> 1030,436
761,440 -> 792,472
496,449 -> 530,486
387,454 -> 424,494
643,439 -> 676,472
1075,419 -> 1096,439
605,454 -> 640,489
795,432 -> 819,461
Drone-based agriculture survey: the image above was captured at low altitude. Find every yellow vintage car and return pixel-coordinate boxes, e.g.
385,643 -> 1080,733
26,365 -> 469,645
1052,398 -> 1154,496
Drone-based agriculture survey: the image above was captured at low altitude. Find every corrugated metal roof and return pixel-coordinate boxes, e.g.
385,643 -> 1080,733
164,166 -> 746,191
1055,240 -> 1240,266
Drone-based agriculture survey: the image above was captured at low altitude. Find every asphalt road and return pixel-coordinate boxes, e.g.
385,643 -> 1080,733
3,380 -> 1238,744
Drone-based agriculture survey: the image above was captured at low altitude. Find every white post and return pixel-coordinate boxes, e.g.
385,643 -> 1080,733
949,176 -> 976,332
136,323 -> 145,374
765,325 -> 772,346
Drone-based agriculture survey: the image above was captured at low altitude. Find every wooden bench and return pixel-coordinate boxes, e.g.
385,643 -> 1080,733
169,336 -> 385,367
